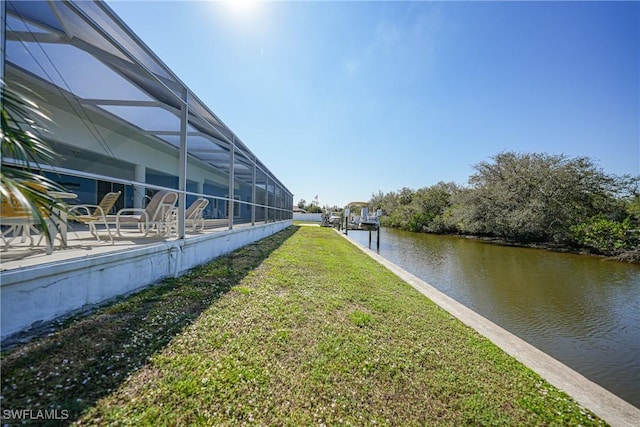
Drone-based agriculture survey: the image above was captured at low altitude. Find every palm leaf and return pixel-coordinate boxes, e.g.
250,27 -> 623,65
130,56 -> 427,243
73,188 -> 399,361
1,80 -> 68,248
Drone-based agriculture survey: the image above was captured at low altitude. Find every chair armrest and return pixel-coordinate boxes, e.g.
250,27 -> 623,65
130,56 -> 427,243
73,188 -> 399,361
68,204 -> 100,216
116,207 -> 144,216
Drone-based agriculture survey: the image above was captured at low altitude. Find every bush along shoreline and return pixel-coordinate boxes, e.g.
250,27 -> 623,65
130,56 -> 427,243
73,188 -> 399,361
370,151 -> 640,263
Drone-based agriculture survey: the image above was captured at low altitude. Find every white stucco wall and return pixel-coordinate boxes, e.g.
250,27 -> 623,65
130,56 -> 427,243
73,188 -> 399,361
293,213 -> 322,222
0,221 -> 292,341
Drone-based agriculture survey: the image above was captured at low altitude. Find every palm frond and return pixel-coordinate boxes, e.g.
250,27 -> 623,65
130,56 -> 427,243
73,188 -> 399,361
1,80 -> 68,248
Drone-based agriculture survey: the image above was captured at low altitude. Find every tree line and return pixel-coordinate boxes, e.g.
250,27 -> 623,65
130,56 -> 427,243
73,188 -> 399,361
296,199 -> 323,213
369,152 -> 640,261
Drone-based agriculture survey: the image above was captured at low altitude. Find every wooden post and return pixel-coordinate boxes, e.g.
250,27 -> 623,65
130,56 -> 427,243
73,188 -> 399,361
344,208 -> 349,235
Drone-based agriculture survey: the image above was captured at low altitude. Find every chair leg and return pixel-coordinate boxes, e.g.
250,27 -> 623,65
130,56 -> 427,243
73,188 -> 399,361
41,220 -> 55,255
115,219 -> 141,238
20,225 -> 32,244
102,221 -> 114,244
116,220 -> 125,238
88,222 -> 102,242
2,226 -> 18,247
70,226 -> 82,242
1,226 -> 18,250
4,225 -> 38,248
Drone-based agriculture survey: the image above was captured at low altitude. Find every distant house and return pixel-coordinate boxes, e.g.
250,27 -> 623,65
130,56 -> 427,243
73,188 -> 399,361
293,207 -> 307,213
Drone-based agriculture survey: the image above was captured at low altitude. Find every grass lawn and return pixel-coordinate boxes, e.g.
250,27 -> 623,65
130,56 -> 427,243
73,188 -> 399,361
1,226 -> 604,425
292,220 -> 321,226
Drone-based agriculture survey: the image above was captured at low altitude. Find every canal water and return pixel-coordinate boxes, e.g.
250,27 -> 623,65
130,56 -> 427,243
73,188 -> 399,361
345,227 -> 640,408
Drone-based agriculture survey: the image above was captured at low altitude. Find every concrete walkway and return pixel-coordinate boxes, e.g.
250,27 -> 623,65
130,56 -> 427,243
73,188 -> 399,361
338,230 -> 640,427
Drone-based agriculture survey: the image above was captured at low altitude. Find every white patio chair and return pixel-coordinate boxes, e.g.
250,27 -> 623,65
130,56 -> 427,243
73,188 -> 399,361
185,198 -> 209,231
109,190 -> 178,237
68,191 -> 121,244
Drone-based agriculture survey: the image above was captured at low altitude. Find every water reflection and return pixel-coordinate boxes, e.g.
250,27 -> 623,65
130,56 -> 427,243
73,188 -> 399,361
347,227 -> 640,408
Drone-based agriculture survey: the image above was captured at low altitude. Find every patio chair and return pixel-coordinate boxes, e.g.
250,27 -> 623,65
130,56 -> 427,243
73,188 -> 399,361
185,198 -> 209,231
0,184 -> 54,254
68,191 -> 121,244
110,190 -> 178,237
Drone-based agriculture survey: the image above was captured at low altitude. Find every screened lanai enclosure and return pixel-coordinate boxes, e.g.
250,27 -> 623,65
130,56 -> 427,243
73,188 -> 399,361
1,1 -> 293,340
2,0 -> 293,236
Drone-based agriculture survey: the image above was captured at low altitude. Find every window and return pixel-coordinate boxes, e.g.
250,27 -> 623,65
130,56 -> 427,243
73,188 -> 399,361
225,195 -> 241,218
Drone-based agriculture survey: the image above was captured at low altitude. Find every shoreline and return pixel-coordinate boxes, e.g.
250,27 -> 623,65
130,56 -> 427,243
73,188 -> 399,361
339,228 -> 640,426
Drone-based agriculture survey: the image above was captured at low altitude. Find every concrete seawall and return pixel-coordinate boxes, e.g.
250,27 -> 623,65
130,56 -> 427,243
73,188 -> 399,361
337,230 -> 640,427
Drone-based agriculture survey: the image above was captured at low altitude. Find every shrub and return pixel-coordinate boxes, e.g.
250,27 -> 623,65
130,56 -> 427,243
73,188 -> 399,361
569,216 -> 634,254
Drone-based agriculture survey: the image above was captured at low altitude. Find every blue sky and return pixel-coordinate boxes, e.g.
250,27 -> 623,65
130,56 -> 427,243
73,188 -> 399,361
107,1 -> 639,208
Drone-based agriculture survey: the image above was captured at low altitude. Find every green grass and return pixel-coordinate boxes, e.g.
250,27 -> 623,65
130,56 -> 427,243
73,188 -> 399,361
1,226 -> 604,426
293,220 -> 321,226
